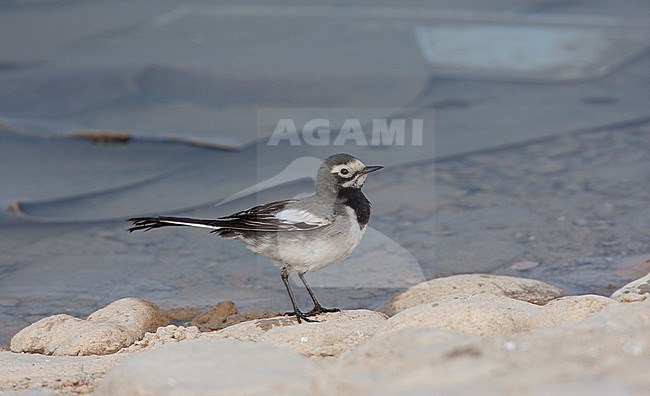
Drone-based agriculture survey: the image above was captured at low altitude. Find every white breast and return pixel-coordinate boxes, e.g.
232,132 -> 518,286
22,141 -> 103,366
264,206 -> 366,273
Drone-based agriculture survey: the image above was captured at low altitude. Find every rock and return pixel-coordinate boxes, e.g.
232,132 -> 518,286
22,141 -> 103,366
2,292 -> 647,395
533,294 -> 616,327
381,274 -> 563,316
162,301 -> 281,330
121,310 -> 387,358
122,325 -> 202,353
10,298 -> 168,356
163,307 -> 204,322
536,160 -> 566,174
611,271 -> 650,302
338,327 -> 481,372
510,260 -> 539,270
190,300 -> 237,330
479,299 -> 650,395
210,309 -> 387,357
380,294 -> 614,336
382,294 -> 538,336
0,349 -> 124,394
87,298 -> 168,332
331,299 -> 650,395
331,327 -> 492,395
224,311 -> 284,327
96,339 -> 320,395
207,314 -> 297,342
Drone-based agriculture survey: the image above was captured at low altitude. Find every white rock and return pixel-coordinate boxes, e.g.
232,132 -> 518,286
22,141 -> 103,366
380,294 -> 615,336
123,324 -> 203,353
611,271 -> 650,302
0,350 -> 124,394
381,274 -> 563,316
330,299 -> 650,395
331,327 -> 496,395
382,294 -> 539,336
209,309 -> 387,357
10,298 -> 168,356
480,299 -> 650,394
533,294 -> 615,327
96,339 -> 321,395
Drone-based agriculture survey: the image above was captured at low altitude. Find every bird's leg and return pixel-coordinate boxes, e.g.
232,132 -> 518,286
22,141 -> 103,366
281,268 -> 316,323
298,272 -> 340,317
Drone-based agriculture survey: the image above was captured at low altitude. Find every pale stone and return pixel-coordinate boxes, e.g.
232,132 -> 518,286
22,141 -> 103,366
380,294 -> 615,336
209,309 -> 387,358
611,271 -> 650,302
331,300 -> 650,395
381,294 -> 539,336
10,298 -> 168,356
381,274 -> 563,316
331,327 -> 491,395
0,350 -> 124,394
96,339 -> 320,395
481,299 -> 650,394
122,324 -> 202,353
533,294 -> 616,327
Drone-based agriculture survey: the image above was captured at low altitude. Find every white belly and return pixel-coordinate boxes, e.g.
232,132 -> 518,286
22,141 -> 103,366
258,207 -> 366,273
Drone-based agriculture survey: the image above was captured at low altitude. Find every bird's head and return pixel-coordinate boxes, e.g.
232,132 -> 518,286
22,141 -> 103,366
317,153 -> 383,194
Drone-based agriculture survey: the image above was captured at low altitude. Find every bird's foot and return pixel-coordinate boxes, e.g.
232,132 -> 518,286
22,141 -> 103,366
304,305 -> 340,317
284,309 -> 318,323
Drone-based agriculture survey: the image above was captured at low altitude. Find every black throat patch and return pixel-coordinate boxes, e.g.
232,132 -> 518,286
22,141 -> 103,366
337,188 -> 372,227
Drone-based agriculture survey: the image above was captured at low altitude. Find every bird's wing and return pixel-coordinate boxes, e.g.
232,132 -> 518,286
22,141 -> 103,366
215,199 -> 331,232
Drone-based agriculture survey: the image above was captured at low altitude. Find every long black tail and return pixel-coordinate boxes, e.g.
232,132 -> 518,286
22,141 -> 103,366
128,216 -> 221,233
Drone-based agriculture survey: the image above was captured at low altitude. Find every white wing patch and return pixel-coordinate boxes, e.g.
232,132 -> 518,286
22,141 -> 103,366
275,209 -> 329,226
161,220 -> 219,230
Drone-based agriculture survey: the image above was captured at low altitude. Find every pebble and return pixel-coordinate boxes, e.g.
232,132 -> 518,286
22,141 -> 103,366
510,261 -> 539,271
537,161 -> 566,174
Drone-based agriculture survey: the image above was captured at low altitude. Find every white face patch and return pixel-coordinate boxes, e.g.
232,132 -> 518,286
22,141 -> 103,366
340,173 -> 368,188
331,159 -> 365,180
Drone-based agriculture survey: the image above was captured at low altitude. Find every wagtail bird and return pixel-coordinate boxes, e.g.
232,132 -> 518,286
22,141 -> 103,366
128,153 -> 382,323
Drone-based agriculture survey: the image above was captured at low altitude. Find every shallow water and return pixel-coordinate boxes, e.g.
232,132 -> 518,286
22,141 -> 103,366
1,123 -> 649,346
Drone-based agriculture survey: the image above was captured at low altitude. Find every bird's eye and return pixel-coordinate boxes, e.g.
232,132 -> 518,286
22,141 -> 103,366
340,168 -> 349,175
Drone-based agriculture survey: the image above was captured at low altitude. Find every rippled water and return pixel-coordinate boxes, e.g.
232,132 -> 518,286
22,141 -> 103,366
1,122 -> 649,346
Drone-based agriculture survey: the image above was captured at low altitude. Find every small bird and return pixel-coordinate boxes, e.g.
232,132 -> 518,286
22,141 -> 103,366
128,153 -> 382,323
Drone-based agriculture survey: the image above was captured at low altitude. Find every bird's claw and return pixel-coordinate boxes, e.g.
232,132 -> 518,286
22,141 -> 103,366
284,310 -> 318,323
285,306 -> 340,322
306,305 -> 340,316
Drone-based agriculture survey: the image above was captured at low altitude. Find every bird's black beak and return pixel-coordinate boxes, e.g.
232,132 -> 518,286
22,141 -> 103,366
360,165 -> 383,174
